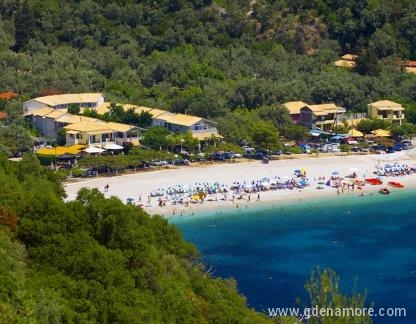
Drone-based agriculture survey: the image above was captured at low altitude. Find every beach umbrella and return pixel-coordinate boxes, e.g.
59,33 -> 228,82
348,128 -> 364,137
126,197 -> 134,205
332,171 -> 340,175
371,129 -> 391,137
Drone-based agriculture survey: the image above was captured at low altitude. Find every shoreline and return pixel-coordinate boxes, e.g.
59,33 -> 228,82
64,151 -> 416,218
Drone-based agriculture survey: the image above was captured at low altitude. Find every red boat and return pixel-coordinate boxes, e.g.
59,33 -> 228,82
365,178 -> 383,185
388,181 -> 404,188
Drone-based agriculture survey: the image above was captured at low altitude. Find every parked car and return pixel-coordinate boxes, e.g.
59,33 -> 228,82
211,152 -> 225,161
223,152 -> 236,159
400,141 -> 413,150
351,146 -> 359,152
150,160 -> 168,166
393,144 -> 402,151
298,144 -> 311,153
233,152 -> 243,158
271,150 -> 282,156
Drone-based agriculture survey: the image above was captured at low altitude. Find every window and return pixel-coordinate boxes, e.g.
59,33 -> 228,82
193,123 -> 208,131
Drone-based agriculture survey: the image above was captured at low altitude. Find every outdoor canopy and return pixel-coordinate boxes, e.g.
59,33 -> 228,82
84,146 -> 105,154
103,143 -> 124,150
371,129 -> 391,137
348,128 -> 364,137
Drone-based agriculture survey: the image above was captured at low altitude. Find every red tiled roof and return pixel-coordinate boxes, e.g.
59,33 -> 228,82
0,111 -> 8,120
406,61 -> 416,68
0,91 -> 18,100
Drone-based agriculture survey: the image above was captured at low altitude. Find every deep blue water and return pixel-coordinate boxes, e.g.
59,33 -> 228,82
171,190 -> 416,323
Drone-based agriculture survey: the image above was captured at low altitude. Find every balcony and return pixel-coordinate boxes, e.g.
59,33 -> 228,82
191,127 -> 218,134
315,119 -> 334,125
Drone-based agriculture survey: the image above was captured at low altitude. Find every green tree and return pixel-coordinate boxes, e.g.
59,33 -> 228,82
355,48 -> 380,76
181,130 -> 199,152
0,124 -> 32,156
67,103 -> 80,115
250,120 -> 279,149
390,123 -> 415,140
13,0 -> 35,51
56,128 -> 66,146
257,104 -> 292,131
282,124 -> 310,141
305,268 -> 371,324
141,127 -> 171,150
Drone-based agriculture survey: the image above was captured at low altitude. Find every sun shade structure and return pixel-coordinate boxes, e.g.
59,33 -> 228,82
36,145 -> 85,156
103,143 -> 124,150
348,128 -> 364,137
84,146 -> 105,154
371,129 -> 391,137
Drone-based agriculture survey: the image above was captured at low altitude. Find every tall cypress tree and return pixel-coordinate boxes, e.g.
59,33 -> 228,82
13,0 -> 35,52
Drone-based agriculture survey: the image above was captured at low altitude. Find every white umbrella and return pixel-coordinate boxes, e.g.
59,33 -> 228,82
103,143 -> 124,150
84,146 -> 105,154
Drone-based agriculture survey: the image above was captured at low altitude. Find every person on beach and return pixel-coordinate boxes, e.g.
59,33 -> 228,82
104,184 -> 109,192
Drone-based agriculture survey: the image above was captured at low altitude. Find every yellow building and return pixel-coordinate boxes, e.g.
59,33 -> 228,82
368,100 -> 404,126
64,120 -> 141,147
300,103 -> 346,132
283,101 -> 309,124
23,93 -> 104,114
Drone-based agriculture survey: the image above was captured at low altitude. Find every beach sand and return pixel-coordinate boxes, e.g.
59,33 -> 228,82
64,150 -> 416,218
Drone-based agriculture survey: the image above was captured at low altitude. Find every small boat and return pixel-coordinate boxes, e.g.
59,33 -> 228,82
365,178 -> 383,185
379,188 -> 390,195
388,181 -> 404,188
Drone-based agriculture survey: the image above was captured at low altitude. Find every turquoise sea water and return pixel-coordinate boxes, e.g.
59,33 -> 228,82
171,190 -> 416,323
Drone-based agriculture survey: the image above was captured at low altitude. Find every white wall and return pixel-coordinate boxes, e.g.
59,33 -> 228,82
23,100 -> 46,114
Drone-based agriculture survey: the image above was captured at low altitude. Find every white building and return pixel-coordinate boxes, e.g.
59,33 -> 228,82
23,93 -> 104,114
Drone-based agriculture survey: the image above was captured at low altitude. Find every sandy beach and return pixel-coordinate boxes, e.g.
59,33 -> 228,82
64,150 -> 416,218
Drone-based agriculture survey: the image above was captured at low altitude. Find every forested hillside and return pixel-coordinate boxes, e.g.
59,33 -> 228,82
0,154 -> 271,322
0,0 -> 415,119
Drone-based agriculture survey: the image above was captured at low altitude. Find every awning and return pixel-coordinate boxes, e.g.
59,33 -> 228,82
84,146 -> 105,154
66,130 -> 79,135
103,143 -> 124,150
36,145 -> 85,156
193,132 -> 224,141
